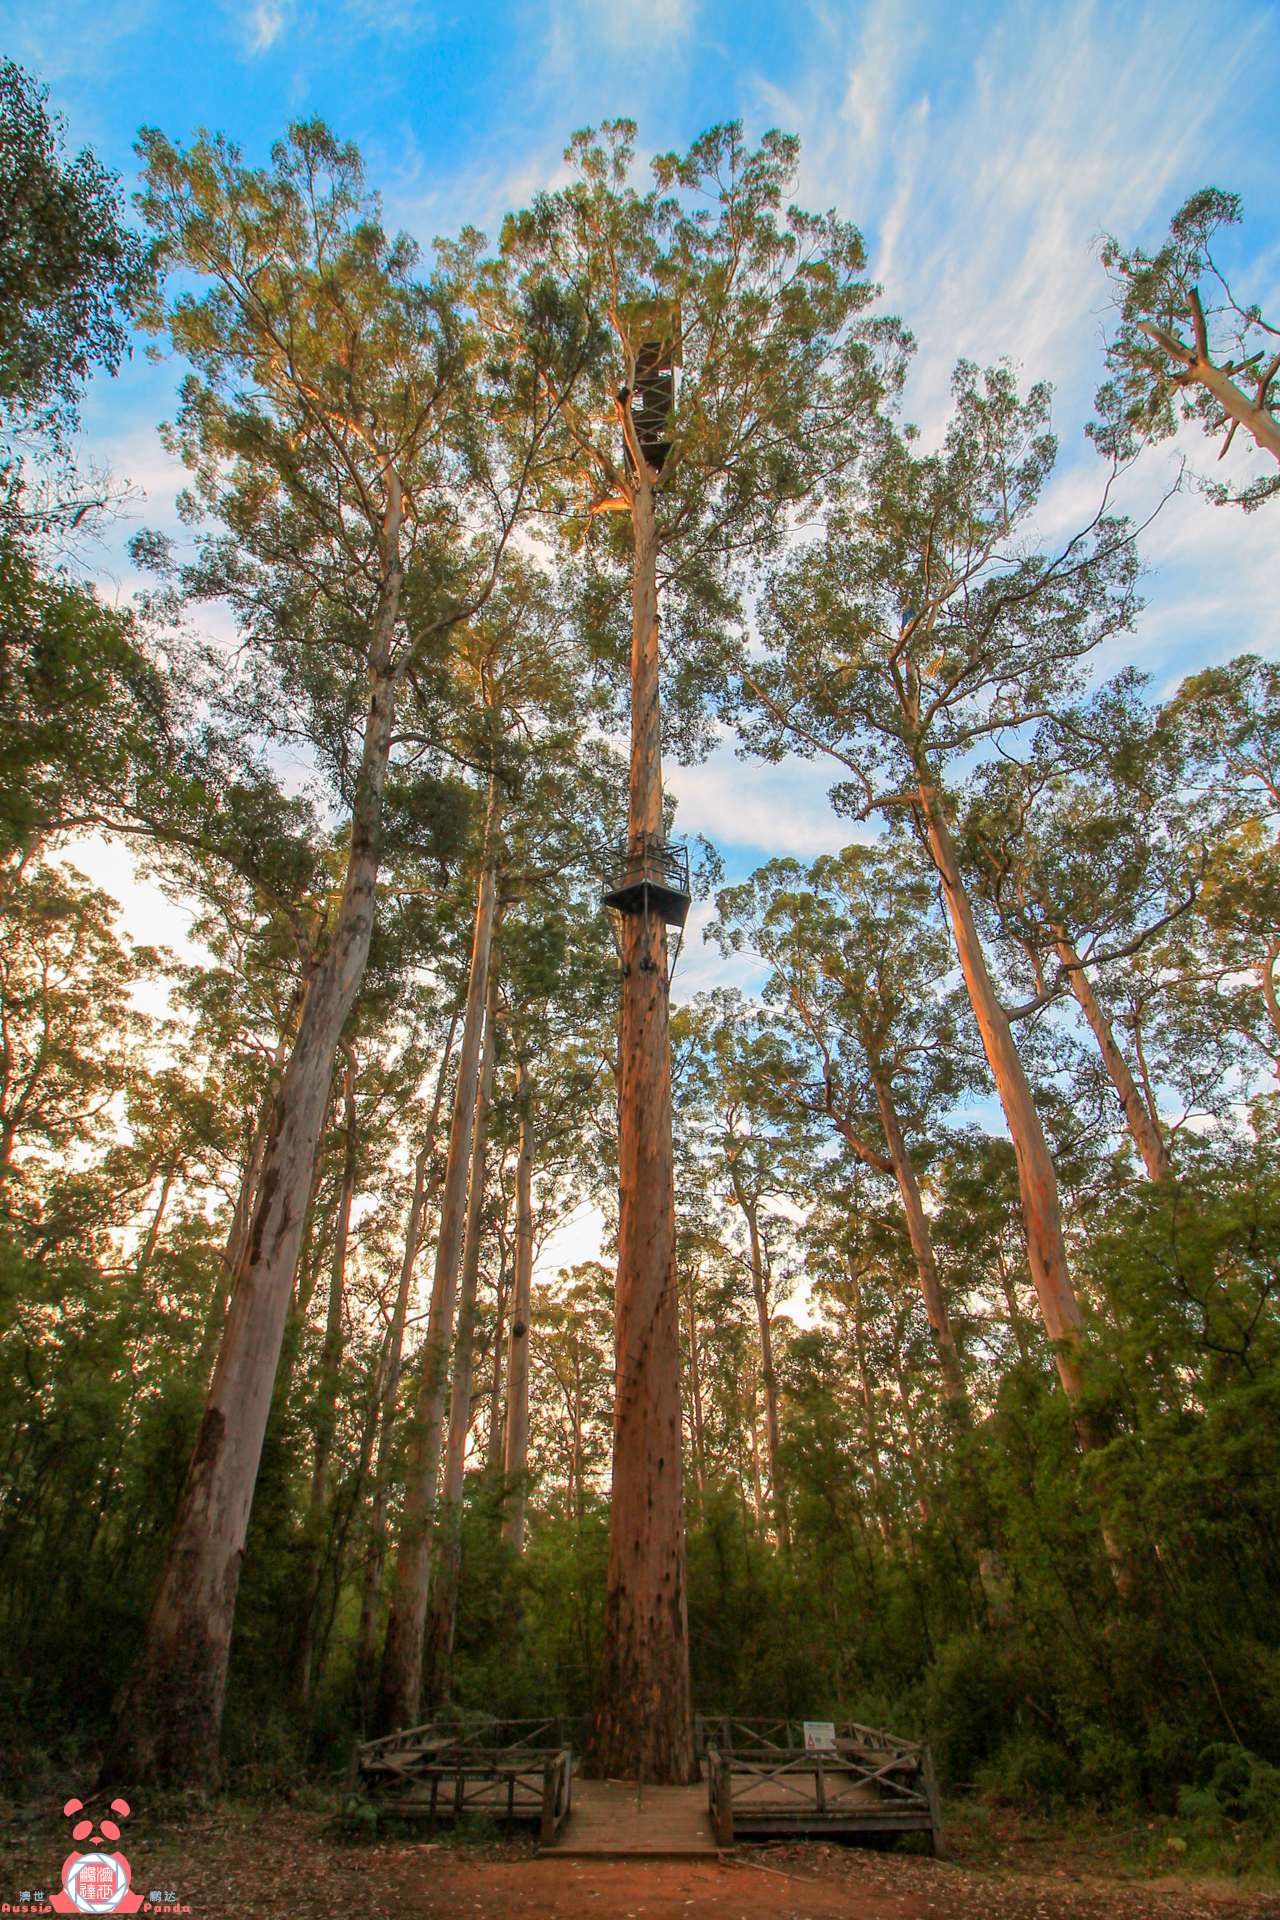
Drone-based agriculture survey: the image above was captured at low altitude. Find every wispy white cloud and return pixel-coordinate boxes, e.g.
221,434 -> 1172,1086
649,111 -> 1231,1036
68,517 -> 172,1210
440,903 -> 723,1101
241,0 -> 294,53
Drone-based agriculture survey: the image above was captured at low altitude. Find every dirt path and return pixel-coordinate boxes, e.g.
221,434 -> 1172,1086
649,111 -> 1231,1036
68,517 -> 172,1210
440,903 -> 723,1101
6,1809 -> 1279,1918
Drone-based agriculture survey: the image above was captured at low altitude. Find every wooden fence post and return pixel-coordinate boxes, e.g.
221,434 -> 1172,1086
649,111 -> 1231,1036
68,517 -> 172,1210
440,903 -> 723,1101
920,1744 -> 945,1857
712,1746 -> 734,1847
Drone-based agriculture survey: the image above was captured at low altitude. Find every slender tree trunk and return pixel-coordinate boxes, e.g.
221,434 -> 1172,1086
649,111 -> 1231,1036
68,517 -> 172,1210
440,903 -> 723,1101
356,1011 -> 458,1712
918,789 -> 1091,1411
747,1393 -> 766,1530
487,1245 -> 508,1472
892,1355 -> 930,1525
851,1269 -> 893,1551
996,1250 -> 1032,1366
920,790 -> 1134,1590
107,522 -> 404,1788
868,1068 -> 967,1411
298,1040 -> 359,1704
425,969 -> 499,1706
376,790 -> 499,1734
310,1041 -> 358,1513
1052,929 -> 1170,1182
572,1359 -> 584,1532
501,1057 -> 535,1551
738,1194 -> 790,1549
588,481 -> 693,1785
685,1281 -> 707,1500
134,1152 -> 181,1286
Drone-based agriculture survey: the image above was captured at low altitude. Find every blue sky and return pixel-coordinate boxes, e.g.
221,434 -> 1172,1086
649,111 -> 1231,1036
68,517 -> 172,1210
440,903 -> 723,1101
8,0 -> 1280,981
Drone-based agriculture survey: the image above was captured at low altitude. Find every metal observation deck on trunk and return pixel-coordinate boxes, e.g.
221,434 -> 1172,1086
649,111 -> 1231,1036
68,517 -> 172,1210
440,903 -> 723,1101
601,838 -> 691,929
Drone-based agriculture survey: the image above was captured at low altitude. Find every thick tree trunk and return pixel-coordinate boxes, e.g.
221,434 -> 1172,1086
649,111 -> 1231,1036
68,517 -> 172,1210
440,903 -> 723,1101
738,1192 -> 790,1549
375,798 -> 499,1734
868,1070 -> 966,1410
106,539 -> 404,1788
918,788 -> 1091,1410
501,1058 -> 535,1551
424,969 -> 498,1706
587,485 -> 693,1785
197,1021 -> 294,1375
298,1039 -> 359,1704
1053,930 -> 1170,1182
356,1012 -> 458,1712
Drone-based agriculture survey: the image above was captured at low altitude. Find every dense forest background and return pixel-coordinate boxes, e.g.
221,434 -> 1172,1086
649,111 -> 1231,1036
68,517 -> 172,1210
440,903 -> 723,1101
2,55 -> 1279,1859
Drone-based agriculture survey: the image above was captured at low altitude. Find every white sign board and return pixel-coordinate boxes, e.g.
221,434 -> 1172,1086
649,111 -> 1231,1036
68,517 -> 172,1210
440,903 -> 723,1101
803,1721 -> 836,1750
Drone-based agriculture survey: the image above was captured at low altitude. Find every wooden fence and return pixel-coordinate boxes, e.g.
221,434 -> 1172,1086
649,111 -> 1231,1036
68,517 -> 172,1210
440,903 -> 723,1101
700,1719 -> 943,1852
353,1723 -> 573,1845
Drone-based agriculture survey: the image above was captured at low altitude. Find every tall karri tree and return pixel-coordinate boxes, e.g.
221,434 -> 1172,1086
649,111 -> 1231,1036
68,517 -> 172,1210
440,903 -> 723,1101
496,117 -> 900,1779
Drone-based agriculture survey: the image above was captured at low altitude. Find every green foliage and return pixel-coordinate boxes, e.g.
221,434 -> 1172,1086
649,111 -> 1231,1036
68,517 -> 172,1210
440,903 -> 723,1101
1094,186 -> 1279,511
0,59 -> 149,441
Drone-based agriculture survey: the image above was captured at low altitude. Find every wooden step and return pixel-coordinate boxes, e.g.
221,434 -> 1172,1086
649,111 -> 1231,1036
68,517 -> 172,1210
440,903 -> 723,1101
539,1779 -> 723,1858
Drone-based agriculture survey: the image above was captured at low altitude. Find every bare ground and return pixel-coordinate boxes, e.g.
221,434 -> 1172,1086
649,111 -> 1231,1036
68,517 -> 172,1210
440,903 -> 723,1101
4,1806 -> 1278,1918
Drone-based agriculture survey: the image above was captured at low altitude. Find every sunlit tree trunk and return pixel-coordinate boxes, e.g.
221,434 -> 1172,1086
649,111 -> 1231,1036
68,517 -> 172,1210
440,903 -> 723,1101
376,786 -> 499,1733
134,1150 -> 182,1287
588,480 -> 693,1785
919,788 -> 1133,1588
107,517 -> 404,1788
424,969 -> 498,1707
1052,929 -> 1170,1182
356,1012 -> 457,1713
918,789 -> 1091,1410
501,1057 -> 535,1551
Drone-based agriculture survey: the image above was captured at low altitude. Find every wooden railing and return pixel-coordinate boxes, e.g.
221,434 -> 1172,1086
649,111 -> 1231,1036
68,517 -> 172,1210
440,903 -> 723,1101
353,1724 -> 573,1842
704,1728 -> 943,1854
